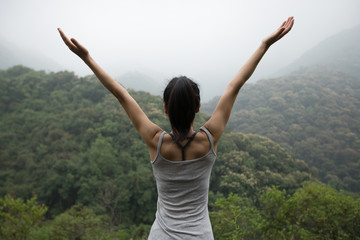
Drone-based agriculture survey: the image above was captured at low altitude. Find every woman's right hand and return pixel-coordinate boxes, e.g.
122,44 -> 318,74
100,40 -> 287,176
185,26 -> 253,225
58,28 -> 90,61
262,16 -> 294,48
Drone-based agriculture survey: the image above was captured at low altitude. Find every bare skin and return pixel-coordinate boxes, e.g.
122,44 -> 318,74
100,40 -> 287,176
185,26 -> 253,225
58,16 -> 294,161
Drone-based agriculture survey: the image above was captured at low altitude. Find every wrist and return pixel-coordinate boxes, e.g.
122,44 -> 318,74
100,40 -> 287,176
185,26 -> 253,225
260,41 -> 271,50
258,42 -> 270,54
82,54 -> 92,64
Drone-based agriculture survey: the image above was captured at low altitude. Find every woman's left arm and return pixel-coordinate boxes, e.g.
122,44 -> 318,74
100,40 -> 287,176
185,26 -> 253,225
203,17 -> 294,144
58,28 -> 162,146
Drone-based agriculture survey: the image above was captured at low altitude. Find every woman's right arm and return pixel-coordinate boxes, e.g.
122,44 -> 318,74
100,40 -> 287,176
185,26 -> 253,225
204,17 -> 294,145
57,28 -> 162,149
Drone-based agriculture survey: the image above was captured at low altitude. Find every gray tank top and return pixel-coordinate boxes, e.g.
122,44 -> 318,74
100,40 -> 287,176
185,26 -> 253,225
148,126 -> 216,240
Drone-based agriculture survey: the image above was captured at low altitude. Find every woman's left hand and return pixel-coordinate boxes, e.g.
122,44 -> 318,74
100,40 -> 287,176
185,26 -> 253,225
262,16 -> 294,48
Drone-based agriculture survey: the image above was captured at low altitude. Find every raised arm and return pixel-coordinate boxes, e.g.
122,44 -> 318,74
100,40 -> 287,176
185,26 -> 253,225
204,17 -> 294,145
57,28 -> 162,148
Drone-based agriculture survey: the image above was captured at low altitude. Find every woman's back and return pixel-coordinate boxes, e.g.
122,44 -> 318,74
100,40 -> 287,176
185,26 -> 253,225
157,129 -> 212,162
149,127 -> 216,240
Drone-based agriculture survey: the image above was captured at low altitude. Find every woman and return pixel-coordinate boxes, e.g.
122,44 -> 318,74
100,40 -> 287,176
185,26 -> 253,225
58,16 -> 294,239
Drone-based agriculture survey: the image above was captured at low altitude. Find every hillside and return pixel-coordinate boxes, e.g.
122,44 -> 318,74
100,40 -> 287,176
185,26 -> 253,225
0,66 -> 314,222
276,24 -> 360,77
203,66 -> 360,193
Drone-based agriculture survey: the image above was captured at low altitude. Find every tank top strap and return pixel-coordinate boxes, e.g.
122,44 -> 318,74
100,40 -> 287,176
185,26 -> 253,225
200,126 -> 215,153
156,131 -> 167,156
169,132 -> 197,161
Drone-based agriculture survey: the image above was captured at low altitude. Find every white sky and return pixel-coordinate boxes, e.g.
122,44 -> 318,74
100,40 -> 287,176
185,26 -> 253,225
1,0 -> 360,100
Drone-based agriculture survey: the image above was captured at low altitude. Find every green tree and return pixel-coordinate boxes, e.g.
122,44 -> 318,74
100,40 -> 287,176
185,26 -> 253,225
50,204 -> 108,240
210,193 -> 263,240
212,132 -> 314,202
0,195 -> 47,240
260,183 -> 360,239
210,183 -> 360,240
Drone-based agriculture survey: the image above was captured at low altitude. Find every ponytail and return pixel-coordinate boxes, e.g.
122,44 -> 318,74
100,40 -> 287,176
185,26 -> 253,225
163,76 -> 200,143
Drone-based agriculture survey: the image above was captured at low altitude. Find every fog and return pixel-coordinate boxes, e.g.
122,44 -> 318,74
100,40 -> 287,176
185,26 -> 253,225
1,0 -> 359,100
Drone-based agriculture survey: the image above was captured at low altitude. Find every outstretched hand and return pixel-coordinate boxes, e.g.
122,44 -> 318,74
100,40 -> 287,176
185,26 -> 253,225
262,16 -> 294,47
57,28 -> 90,61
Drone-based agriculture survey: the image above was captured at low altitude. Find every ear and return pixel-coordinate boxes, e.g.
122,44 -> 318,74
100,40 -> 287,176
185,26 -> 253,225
195,104 -> 201,113
163,104 -> 168,114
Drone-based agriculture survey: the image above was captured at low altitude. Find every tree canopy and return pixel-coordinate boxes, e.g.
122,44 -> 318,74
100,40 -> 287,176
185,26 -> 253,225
1,65 -> 357,239
203,66 -> 360,194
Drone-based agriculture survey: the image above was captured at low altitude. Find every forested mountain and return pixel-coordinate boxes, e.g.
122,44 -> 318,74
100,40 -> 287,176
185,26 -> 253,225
0,66 -> 319,238
203,66 -> 360,193
276,24 -> 360,77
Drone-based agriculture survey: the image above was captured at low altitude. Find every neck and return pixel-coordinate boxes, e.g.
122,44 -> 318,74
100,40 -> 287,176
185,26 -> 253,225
170,127 -> 195,138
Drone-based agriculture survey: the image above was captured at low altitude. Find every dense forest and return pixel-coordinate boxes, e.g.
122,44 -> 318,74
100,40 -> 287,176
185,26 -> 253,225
0,66 -> 359,239
203,66 -> 360,194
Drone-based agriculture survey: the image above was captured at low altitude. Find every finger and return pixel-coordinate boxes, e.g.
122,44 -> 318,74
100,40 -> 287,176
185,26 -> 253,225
70,38 -> 87,53
285,17 -> 294,31
280,20 -> 286,28
277,17 -> 291,35
57,28 -> 70,44
279,17 -> 294,39
58,28 -> 77,49
284,17 -> 294,29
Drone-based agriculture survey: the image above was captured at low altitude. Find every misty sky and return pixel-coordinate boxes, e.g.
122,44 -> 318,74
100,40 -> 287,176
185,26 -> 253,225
1,0 -> 360,100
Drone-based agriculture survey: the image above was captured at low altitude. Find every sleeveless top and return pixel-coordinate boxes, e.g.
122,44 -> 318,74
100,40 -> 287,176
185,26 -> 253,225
148,126 -> 216,240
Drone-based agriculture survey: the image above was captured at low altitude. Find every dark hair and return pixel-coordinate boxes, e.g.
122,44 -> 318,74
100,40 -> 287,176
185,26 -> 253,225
163,76 -> 200,143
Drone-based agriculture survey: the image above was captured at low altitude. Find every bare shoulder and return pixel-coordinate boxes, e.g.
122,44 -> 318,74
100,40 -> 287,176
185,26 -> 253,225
202,124 -> 219,145
196,129 -> 213,153
147,129 -> 165,161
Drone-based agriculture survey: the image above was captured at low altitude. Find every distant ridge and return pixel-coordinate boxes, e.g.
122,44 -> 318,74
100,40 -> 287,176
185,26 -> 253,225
0,35 -> 62,72
276,24 -> 360,77
116,71 -> 163,96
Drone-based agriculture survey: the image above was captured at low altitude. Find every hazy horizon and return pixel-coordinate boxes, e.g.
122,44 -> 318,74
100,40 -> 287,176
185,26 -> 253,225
1,0 -> 360,100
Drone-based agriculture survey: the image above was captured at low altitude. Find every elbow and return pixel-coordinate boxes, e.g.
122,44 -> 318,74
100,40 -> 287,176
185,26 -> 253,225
226,83 -> 241,98
110,86 -> 128,103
